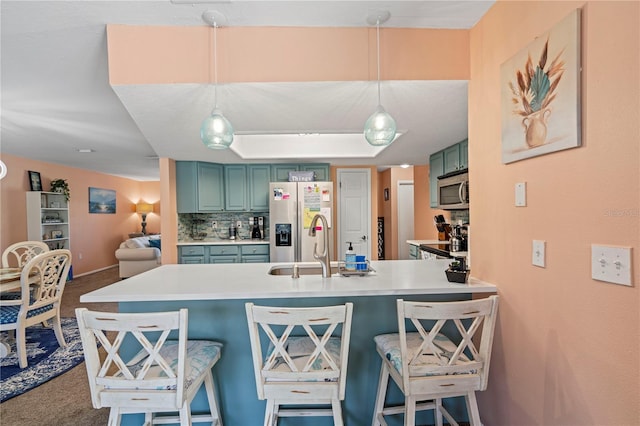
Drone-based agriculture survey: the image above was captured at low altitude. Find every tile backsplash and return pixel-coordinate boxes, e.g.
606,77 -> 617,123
178,212 -> 269,241
450,209 -> 469,225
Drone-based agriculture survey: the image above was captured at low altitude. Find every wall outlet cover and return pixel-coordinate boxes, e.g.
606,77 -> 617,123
532,240 -> 545,267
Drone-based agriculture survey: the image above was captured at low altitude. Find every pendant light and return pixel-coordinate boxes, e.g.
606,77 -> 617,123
364,11 -> 397,147
201,10 -> 234,150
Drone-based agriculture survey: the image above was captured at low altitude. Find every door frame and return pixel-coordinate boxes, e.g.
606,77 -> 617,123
397,180 -> 414,260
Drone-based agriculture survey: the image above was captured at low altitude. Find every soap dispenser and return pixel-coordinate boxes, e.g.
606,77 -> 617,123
345,242 -> 356,270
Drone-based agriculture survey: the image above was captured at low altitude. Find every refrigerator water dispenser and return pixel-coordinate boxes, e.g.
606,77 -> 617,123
275,224 -> 292,246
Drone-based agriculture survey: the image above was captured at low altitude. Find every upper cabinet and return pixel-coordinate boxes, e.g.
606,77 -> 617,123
270,164 -> 330,182
248,165 -> 270,211
176,161 -> 224,213
428,139 -> 468,207
177,162 -> 329,212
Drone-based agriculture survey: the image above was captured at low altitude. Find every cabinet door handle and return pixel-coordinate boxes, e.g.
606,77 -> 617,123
252,249 -> 257,253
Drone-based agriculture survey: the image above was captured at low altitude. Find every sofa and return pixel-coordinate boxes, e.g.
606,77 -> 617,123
115,235 -> 161,279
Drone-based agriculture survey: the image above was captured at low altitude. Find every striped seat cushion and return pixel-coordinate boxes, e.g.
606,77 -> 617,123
104,340 -> 222,391
0,304 -> 54,324
265,336 -> 343,382
374,332 -> 474,376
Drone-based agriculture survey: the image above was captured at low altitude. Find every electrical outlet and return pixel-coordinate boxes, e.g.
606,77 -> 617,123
515,182 -> 527,206
532,240 -> 545,267
591,245 -> 632,286
236,220 -> 242,229
78,253 -> 83,260
211,221 -> 217,229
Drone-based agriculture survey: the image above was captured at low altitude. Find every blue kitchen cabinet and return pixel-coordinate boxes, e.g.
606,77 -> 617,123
197,162 -> 225,211
248,165 -> 270,211
429,139 -> 468,207
224,165 -> 248,211
240,244 -> 270,263
209,245 -> 240,263
459,139 -> 468,170
429,151 -> 444,207
176,161 -> 198,213
271,164 -> 300,182
178,245 -> 206,264
271,163 -> 330,182
300,164 -> 330,181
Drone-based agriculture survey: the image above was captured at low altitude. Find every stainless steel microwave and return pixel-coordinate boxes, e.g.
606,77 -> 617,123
437,170 -> 469,210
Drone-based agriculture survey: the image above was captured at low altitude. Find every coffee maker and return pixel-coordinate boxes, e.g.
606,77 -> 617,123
251,216 -> 265,240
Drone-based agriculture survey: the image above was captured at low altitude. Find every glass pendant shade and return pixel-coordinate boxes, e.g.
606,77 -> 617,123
364,105 -> 397,146
201,108 -> 234,149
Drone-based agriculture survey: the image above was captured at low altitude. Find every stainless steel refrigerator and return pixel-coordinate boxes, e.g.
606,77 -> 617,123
269,181 -> 334,262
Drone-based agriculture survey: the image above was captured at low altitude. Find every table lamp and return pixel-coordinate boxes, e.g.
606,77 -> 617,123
136,202 -> 154,235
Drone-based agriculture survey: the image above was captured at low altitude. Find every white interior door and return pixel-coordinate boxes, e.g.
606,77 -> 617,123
397,180 -> 414,260
337,169 -> 371,262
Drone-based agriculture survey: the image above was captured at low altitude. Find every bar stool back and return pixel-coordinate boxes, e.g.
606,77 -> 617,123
372,296 -> 499,426
75,308 -> 223,426
245,302 -> 353,426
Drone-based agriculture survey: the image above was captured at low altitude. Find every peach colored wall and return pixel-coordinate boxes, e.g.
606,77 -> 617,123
470,2 -> 639,425
107,25 -> 469,84
379,167 -> 415,260
0,154 -> 160,276
379,169 -> 392,259
159,158 -> 178,265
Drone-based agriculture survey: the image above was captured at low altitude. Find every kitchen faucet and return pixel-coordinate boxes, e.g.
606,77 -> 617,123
308,214 -> 331,278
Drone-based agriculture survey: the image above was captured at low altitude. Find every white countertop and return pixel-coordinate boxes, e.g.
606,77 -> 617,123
80,259 -> 496,303
406,239 -> 449,245
177,239 -> 269,246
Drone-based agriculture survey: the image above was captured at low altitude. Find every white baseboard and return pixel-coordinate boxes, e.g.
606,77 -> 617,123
72,264 -> 118,279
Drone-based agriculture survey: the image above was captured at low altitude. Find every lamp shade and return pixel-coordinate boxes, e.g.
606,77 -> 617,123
136,203 -> 154,215
364,105 -> 397,146
201,108 -> 234,149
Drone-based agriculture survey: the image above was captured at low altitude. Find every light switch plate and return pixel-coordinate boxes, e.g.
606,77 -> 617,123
515,182 -> 527,207
532,240 -> 545,267
591,245 -> 632,286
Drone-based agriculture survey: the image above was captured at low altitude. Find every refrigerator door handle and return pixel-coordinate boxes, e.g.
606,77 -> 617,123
295,200 -> 302,262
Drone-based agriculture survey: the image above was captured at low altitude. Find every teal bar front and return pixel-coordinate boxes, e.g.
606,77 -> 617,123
118,294 -> 471,426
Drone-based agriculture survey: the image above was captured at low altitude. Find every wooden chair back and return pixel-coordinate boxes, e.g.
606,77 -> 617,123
397,296 -> 499,391
2,241 -> 49,268
18,249 -> 71,310
75,308 -> 188,410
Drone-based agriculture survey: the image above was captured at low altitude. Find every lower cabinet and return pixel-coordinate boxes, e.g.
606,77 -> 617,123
179,244 -> 269,264
240,244 -> 270,263
179,245 -> 206,264
408,244 -> 419,260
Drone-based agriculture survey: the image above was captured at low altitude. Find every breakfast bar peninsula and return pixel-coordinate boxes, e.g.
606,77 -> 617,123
81,259 -> 497,425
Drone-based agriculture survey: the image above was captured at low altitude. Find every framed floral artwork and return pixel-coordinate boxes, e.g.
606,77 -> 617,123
501,9 -> 581,163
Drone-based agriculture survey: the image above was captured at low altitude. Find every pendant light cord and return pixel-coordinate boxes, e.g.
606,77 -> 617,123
376,18 -> 381,106
213,22 -> 219,109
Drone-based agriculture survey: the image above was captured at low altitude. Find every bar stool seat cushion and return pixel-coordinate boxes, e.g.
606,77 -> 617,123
374,332 -> 474,376
104,340 -> 222,391
266,336 -> 342,381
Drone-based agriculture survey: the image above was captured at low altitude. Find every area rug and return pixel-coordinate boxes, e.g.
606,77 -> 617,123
0,317 -> 85,402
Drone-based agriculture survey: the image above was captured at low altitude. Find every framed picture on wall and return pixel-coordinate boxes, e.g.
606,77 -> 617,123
500,9 -> 582,163
88,187 -> 116,214
28,171 -> 42,191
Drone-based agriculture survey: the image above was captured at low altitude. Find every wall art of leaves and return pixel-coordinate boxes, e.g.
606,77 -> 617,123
501,9 -> 581,164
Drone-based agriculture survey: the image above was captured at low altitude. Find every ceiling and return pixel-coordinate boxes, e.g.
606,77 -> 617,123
1,1 -> 494,181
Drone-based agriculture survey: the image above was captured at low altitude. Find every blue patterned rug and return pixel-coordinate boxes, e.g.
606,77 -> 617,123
0,317 -> 85,402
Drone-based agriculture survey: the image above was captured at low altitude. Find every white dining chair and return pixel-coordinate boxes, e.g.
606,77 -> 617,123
372,296 -> 499,426
75,307 -> 223,426
1,240 -> 49,268
245,302 -> 353,426
0,249 -> 71,368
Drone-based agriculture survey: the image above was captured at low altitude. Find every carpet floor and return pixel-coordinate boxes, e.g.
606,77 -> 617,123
0,266 -> 119,426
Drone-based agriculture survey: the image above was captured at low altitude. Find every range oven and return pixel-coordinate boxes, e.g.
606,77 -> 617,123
437,169 -> 469,210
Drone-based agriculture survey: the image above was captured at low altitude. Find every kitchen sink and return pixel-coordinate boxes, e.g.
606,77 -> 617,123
268,262 -> 341,276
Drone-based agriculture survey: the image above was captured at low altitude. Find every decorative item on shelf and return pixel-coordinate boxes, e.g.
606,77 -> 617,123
363,11 -> 397,147
43,213 -> 62,223
445,257 -> 470,284
51,230 -> 63,239
0,160 -> 7,180
50,178 -> 70,201
200,10 -> 234,150
28,171 -> 42,191
135,202 -> 154,235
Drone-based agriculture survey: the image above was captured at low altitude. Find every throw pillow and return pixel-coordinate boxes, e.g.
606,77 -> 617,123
149,239 -> 161,250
